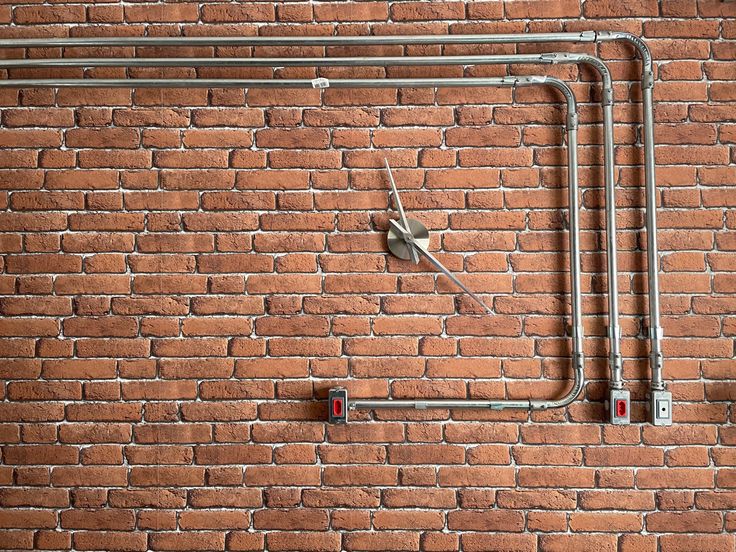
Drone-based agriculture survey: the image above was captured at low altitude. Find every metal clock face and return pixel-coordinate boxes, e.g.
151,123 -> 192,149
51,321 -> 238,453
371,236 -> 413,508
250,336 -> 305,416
386,218 -> 429,261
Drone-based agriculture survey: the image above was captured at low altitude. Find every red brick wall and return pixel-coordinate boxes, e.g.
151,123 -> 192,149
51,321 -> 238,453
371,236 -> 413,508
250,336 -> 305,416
0,1 -> 735,551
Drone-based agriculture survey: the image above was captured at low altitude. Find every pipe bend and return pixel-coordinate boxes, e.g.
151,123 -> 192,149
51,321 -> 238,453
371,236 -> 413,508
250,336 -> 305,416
573,53 -> 613,90
541,76 -> 576,110
574,53 -> 614,107
541,76 -> 577,131
596,31 -> 653,80
530,354 -> 586,411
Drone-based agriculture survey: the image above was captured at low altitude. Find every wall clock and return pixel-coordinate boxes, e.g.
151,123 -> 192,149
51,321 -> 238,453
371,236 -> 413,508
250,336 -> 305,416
384,159 -> 492,314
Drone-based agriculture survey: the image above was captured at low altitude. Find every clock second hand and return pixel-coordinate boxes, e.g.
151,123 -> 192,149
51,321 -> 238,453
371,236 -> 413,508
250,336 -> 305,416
397,225 -> 493,315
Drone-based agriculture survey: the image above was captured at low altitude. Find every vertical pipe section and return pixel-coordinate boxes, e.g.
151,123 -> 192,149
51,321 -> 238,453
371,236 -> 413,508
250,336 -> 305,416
642,84 -> 663,391
603,95 -> 623,390
540,54 -> 622,395
531,78 -> 584,411
566,98 -> 586,409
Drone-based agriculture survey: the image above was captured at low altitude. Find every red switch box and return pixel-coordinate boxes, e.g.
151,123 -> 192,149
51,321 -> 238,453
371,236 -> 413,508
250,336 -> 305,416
328,387 -> 348,424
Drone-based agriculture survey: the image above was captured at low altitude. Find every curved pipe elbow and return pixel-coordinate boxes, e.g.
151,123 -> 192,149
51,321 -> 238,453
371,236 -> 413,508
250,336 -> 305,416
595,31 -> 653,81
573,53 -> 614,106
542,76 -> 578,131
530,354 -> 586,411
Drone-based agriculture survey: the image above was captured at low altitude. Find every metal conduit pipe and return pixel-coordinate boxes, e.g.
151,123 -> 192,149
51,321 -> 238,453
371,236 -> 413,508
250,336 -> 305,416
0,75 -> 585,414
345,77 -> 584,414
0,52 -> 623,408
0,32 -> 663,409
0,32 -> 599,49
0,30 -> 669,423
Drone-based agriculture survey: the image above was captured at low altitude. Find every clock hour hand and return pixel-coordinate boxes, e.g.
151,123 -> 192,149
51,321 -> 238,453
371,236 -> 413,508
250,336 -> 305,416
384,158 -> 420,264
410,240 -> 493,314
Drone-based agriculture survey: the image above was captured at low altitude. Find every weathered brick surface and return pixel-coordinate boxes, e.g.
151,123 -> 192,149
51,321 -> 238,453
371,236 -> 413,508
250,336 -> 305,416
0,1 -> 734,549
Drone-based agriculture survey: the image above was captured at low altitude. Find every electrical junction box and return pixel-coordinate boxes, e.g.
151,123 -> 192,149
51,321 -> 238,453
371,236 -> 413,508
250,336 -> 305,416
650,389 -> 672,426
328,387 -> 348,424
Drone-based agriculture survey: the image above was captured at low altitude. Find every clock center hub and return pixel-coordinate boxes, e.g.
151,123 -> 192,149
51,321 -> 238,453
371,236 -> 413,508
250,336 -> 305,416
386,217 -> 430,261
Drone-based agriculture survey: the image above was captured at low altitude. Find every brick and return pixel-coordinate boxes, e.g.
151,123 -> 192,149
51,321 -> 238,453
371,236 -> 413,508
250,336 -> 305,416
637,468 -> 714,489
540,534 -> 617,552
521,425 -> 601,445
3,445 -> 78,465
570,512 -> 643,532
52,467 -> 128,487
15,5 -> 85,23
133,274 -> 207,295
519,467 -> 596,488
648,511 -> 723,533
584,447 -> 664,466
125,3 -> 199,22
462,534 -> 535,552
579,490 -> 655,511
388,444 -> 465,465
61,509 -> 135,530
245,466 -> 320,486
74,532 -> 147,551
265,533 -> 339,552
660,535 -> 735,552
149,532 -> 225,551
439,467 -> 515,487
343,532 -> 419,551
505,0 -> 581,17
497,490 -> 577,510
0,212 -> 66,231
642,425 -> 718,445
253,508 -> 328,530
323,466 -> 398,486
382,488 -> 456,509
180,510 -> 249,530
8,381 -> 80,401
201,3 -> 274,22
448,510 -> 524,531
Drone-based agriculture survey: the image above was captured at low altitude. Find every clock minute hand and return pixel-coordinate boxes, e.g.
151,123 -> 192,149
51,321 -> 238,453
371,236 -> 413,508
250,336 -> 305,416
384,158 -> 420,264
410,240 -> 493,314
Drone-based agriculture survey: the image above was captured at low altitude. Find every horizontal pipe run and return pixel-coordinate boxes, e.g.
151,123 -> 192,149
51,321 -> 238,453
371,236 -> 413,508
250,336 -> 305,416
0,75 -> 556,89
0,32 -> 598,49
0,54 -> 555,68
349,399 -> 533,411
0,53 -> 576,69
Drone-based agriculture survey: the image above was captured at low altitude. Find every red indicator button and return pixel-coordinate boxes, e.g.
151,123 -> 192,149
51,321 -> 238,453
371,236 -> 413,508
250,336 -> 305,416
332,398 -> 343,417
615,399 -> 627,417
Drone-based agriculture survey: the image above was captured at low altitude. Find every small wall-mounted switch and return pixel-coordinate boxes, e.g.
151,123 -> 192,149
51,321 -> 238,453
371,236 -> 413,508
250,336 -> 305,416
650,389 -> 672,426
328,387 -> 348,424
608,388 -> 630,425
